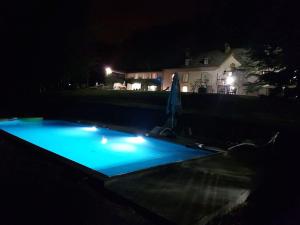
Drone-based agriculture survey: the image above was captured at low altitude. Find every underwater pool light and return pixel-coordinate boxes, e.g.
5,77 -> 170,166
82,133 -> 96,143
82,126 -> 97,131
126,136 -> 145,144
110,143 -> 136,152
101,136 -> 108,144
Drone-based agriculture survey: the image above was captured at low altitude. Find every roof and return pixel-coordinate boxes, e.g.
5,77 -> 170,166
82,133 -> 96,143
191,50 -> 228,67
231,48 -> 251,65
124,48 -> 247,74
163,66 -> 218,72
191,48 -> 247,67
126,71 -> 162,74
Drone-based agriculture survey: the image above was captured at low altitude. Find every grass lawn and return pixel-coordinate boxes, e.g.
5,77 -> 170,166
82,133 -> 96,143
37,89 -> 300,145
50,89 -> 300,122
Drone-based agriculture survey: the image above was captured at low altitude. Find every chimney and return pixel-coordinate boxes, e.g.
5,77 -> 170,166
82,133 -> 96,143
224,43 -> 231,54
185,48 -> 191,66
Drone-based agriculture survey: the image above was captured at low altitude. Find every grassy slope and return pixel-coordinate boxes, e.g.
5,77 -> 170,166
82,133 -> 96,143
53,89 -> 300,123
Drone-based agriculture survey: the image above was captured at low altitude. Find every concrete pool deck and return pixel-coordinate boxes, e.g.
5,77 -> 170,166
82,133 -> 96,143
105,150 -> 256,225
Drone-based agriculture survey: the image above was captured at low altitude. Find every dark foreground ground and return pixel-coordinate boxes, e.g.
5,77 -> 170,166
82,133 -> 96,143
1,90 -> 300,225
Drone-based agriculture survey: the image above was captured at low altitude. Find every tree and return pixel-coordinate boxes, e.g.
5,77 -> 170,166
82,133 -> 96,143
241,0 -> 300,97
244,44 -> 299,96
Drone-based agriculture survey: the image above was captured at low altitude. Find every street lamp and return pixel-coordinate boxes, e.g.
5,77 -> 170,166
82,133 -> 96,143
104,66 -> 125,76
104,66 -> 126,90
105,67 -> 113,76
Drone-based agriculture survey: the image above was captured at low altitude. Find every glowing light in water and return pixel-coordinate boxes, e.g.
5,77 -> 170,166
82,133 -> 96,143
81,126 -> 97,131
101,136 -> 108,144
126,136 -> 145,144
110,143 -> 136,152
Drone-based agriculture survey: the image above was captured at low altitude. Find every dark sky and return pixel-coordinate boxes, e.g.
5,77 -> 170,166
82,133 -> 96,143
89,0 -> 205,43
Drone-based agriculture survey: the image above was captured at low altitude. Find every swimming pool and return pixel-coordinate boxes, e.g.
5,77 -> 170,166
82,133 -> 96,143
0,118 -> 212,177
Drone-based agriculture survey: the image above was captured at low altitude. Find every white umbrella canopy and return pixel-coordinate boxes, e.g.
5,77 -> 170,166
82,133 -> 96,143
166,72 -> 182,129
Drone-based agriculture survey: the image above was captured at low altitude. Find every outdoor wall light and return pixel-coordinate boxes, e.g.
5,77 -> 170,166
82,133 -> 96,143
226,76 -> 235,85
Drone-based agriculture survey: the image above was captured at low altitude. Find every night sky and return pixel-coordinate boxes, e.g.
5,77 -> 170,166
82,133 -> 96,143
1,0 -> 298,93
89,0 -> 205,43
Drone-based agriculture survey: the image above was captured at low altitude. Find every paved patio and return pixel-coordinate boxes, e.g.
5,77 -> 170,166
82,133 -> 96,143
105,150 -> 256,225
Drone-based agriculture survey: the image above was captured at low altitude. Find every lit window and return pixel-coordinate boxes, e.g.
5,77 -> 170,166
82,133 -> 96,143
113,83 -> 125,90
182,74 -> 189,83
148,85 -> 157,91
204,58 -> 209,64
182,86 -> 188,92
132,83 -> 141,90
152,73 -> 157,79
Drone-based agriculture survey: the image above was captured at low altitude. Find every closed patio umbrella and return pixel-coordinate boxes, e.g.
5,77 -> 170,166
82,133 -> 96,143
166,72 -> 182,129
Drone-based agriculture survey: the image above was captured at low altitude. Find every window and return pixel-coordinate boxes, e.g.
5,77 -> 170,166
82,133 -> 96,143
132,83 -> 141,90
182,86 -> 188,92
185,58 -> 191,66
143,73 -> 150,79
198,58 -> 209,65
148,85 -> 157,91
152,73 -> 157,79
204,58 -> 209,64
182,73 -> 189,83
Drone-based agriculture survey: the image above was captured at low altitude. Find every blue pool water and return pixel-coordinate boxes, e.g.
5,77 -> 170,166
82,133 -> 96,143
0,119 -> 212,177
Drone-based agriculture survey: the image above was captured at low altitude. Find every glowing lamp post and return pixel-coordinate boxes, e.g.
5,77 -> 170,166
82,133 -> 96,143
105,67 -> 113,76
104,66 -> 125,76
104,66 -> 126,90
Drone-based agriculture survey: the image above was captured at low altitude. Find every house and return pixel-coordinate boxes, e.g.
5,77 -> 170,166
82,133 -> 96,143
163,48 -> 270,95
124,46 -> 269,96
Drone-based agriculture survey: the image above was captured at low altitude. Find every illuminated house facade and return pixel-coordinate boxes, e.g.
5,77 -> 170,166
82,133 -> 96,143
163,50 -> 242,94
124,48 -> 269,96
